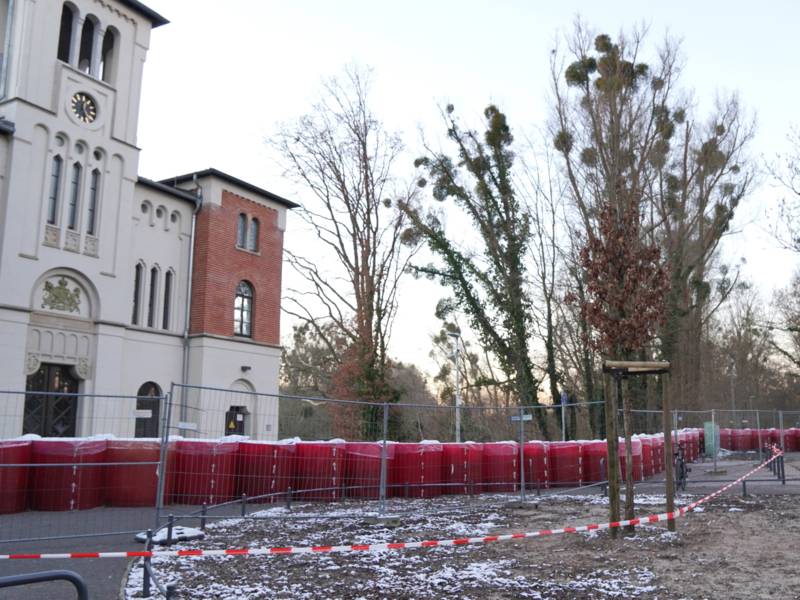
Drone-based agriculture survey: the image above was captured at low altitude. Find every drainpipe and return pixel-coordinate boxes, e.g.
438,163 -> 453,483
0,0 -> 15,100
180,175 -> 202,422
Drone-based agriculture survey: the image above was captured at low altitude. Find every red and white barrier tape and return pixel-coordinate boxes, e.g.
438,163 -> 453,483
0,448 -> 782,560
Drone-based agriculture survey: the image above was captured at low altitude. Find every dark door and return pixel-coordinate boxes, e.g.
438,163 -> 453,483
225,406 -> 247,435
24,364 -> 79,437
135,382 -> 161,438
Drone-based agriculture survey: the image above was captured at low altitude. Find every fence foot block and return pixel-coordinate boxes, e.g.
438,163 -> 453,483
362,514 -> 401,527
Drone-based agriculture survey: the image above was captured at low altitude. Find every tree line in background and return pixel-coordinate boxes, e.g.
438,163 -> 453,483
276,22 -> 800,443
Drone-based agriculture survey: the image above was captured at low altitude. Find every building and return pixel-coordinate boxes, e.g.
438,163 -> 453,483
0,0 -> 297,439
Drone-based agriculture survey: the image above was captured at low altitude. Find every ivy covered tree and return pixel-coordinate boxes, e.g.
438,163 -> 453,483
400,105 -> 548,436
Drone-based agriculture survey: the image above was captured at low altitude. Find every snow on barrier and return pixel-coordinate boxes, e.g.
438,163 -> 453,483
3,448 -> 781,561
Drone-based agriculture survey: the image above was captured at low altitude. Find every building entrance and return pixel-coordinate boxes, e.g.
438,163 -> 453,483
24,363 -> 79,437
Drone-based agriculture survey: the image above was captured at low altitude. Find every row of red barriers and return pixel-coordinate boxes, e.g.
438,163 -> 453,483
718,428 -> 794,452
0,428 -> 749,513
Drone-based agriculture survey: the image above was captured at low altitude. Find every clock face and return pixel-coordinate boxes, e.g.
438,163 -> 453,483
71,92 -> 97,124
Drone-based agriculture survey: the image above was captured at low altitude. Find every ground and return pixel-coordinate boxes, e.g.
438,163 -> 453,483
124,458 -> 800,599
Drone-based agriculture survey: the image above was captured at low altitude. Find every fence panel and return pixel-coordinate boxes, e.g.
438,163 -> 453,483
0,391 -> 167,544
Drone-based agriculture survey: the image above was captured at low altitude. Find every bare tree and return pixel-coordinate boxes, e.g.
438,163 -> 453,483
275,65 -> 418,410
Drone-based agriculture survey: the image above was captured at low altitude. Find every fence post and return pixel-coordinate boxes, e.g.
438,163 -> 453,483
712,409 -> 718,473
756,410 -> 762,462
379,402 -> 389,517
518,406 -> 526,502
142,529 -> 153,598
154,387 -> 174,530
662,373 -> 676,533
779,411 -> 785,452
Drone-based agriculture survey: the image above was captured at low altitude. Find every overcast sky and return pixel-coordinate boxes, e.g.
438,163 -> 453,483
137,0 -> 800,370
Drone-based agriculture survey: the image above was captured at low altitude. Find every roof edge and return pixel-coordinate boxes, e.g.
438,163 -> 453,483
118,0 -> 169,27
137,177 -> 199,205
159,168 -> 300,209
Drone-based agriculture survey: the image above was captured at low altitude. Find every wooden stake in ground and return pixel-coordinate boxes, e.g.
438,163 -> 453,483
621,377 -> 636,535
603,373 -> 621,539
662,372 -> 676,532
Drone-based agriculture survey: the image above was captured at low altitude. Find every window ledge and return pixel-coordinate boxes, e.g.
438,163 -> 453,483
235,245 -> 261,256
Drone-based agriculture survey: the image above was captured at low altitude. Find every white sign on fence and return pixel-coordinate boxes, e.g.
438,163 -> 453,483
510,413 -> 532,422
133,410 -> 152,419
177,421 -> 198,432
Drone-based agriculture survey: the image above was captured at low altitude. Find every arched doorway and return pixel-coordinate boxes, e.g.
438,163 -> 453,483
135,382 -> 161,438
24,364 -> 79,436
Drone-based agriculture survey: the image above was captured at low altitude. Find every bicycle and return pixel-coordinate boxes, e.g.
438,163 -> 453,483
674,443 -> 690,491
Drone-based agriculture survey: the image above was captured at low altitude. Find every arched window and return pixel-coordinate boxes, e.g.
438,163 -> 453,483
247,217 -> 259,251
135,382 -> 161,438
66,162 -> 81,230
147,267 -> 159,327
236,213 -> 247,248
86,169 -> 100,235
132,263 -> 143,324
100,27 -> 118,84
162,270 -> 173,330
57,4 -> 75,63
77,18 -> 94,74
47,155 -> 63,225
233,281 -> 253,337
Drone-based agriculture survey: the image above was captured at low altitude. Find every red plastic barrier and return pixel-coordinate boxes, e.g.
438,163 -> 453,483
106,439 -> 167,507
343,442 -> 397,499
652,435 -> 664,473
0,440 -> 31,514
482,442 -> 519,493
732,429 -> 751,452
719,428 -> 733,451
390,442 -> 442,498
639,437 -> 654,478
238,441 -> 296,503
293,441 -> 346,502
441,443 -> 483,495
30,439 -> 107,511
580,440 -> 607,483
171,439 -> 239,505
523,441 -> 549,490
785,429 -> 800,452
767,429 -> 781,447
618,438 -> 643,482
698,429 -> 705,455
549,441 -> 582,487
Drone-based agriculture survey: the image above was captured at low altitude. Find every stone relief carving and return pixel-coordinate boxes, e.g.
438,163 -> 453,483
25,352 -> 41,376
41,277 -> 81,313
64,230 -> 80,252
73,358 -> 90,380
43,225 -> 60,248
83,235 -> 98,257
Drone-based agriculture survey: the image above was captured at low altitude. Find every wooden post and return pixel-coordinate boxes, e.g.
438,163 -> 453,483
604,373 -> 621,538
662,372 -> 676,532
622,377 -> 635,535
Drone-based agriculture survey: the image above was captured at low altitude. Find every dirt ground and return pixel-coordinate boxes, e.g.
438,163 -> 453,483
125,457 -> 800,599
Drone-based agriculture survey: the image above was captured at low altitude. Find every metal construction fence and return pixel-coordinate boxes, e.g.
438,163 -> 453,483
0,384 -> 798,546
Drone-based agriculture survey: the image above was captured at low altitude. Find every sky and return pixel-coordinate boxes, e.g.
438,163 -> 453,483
136,0 -> 800,370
